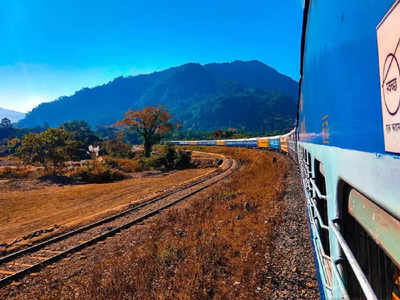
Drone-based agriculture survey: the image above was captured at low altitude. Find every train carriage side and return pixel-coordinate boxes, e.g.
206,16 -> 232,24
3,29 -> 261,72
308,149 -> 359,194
198,140 -> 217,146
299,1 -> 400,299
257,137 -> 270,148
280,136 -> 289,153
269,137 -> 281,150
246,138 -> 258,148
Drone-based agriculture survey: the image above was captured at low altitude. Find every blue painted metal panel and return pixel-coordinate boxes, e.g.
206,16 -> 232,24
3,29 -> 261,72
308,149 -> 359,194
224,139 -> 257,147
269,138 -> 280,149
299,0 -> 395,154
225,140 -> 237,146
198,141 -> 216,146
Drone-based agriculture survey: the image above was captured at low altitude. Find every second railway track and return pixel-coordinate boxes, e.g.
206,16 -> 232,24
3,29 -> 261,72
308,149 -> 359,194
0,154 -> 238,288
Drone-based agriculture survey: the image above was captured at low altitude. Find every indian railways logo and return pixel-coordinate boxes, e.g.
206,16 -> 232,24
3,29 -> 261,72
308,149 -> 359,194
377,0 -> 400,153
382,40 -> 400,116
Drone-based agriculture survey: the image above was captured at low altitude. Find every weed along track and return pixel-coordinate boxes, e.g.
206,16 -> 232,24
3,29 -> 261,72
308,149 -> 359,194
0,154 -> 238,288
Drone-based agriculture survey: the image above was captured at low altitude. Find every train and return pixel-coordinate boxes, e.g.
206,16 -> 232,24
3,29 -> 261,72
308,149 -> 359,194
172,1 -> 400,299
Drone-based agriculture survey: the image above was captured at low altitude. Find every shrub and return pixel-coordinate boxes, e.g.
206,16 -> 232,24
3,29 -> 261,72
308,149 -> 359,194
0,167 -> 31,179
138,145 -> 192,171
104,157 -> 145,173
70,165 -> 126,183
139,155 -> 163,170
163,144 -> 177,170
104,157 -> 120,169
17,128 -> 79,173
175,150 -> 192,170
118,159 -> 144,172
103,139 -> 132,158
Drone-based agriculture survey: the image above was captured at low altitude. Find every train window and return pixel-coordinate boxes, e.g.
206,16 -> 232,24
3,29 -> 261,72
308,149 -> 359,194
341,184 -> 400,299
314,159 -> 326,195
313,159 -> 329,256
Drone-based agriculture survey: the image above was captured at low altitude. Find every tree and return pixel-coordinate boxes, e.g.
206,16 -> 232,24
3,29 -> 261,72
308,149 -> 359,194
103,138 -> 132,158
17,128 -> 79,173
7,137 -> 21,155
0,118 -> 11,128
59,120 -> 100,159
115,106 -> 176,157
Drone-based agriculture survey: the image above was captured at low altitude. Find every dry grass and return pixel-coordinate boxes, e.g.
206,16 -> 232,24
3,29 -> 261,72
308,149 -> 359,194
34,147 -> 289,299
0,167 -> 213,249
0,166 -> 33,179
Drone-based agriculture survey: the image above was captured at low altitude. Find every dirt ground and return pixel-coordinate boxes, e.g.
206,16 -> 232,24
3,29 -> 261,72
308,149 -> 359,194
0,163 -> 216,253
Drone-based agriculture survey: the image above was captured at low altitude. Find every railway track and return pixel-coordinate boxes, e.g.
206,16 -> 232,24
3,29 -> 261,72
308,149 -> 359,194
0,155 -> 238,288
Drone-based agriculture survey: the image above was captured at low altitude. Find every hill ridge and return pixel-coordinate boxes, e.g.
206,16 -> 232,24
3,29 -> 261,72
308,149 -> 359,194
18,60 -> 298,133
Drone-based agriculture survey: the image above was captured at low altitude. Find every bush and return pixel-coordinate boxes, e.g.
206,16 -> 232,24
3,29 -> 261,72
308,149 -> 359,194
163,144 -> 177,170
118,159 -> 144,172
70,165 -> 127,183
139,155 -> 163,170
0,167 -> 32,179
138,145 -> 192,171
104,156 -> 151,173
104,157 -> 120,169
17,128 -> 79,173
103,139 -> 132,158
175,150 -> 192,170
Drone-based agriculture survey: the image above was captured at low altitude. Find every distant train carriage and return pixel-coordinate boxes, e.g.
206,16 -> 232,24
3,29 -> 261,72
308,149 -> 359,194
225,140 -> 239,147
198,140 -> 216,146
246,138 -> 258,148
257,138 -> 270,148
280,136 -> 289,153
216,140 -> 225,146
188,141 -> 198,146
269,138 -> 281,150
172,141 -> 188,146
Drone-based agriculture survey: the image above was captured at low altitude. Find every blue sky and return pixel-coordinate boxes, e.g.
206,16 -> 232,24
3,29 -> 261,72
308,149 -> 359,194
0,1 -> 303,112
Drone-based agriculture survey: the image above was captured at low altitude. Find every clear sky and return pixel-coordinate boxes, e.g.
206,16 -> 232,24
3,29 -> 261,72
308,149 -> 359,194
0,1 -> 304,113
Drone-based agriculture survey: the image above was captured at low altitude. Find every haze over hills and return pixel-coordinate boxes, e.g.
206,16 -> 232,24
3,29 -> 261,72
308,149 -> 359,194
19,60 -> 298,133
0,108 -> 25,123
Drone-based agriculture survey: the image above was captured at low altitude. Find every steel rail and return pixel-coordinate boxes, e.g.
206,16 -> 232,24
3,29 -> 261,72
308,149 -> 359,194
0,158 -> 237,287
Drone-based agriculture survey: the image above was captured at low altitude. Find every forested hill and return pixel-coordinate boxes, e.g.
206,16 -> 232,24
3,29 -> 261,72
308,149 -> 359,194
18,60 -> 298,133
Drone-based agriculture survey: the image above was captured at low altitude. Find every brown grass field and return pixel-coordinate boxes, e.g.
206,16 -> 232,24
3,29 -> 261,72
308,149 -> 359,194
11,147 -> 298,299
0,166 -> 214,251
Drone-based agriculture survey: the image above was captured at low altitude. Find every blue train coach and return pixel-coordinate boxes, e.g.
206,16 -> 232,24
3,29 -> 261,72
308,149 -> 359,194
269,138 -> 281,150
298,1 -> 400,299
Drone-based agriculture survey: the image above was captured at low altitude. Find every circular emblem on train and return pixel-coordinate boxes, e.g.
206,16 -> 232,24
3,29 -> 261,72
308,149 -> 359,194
382,53 -> 400,116
377,0 -> 400,153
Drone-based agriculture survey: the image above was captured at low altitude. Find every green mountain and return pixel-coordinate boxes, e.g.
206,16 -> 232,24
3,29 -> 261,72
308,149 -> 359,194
19,60 -> 298,133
